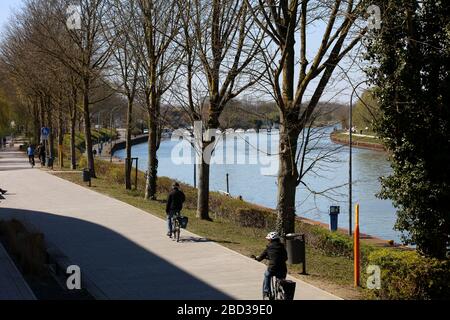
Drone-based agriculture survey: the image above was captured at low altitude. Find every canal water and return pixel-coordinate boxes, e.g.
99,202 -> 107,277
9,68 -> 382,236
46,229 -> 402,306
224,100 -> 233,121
115,129 -> 400,242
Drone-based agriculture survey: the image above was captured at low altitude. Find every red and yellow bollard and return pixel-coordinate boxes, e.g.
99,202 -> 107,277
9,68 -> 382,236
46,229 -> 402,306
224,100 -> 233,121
354,204 -> 360,287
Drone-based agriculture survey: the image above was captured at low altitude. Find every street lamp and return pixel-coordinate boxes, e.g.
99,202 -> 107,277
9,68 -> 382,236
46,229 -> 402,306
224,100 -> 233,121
109,106 -> 122,162
348,80 -> 368,236
183,131 -> 197,188
10,121 -> 16,147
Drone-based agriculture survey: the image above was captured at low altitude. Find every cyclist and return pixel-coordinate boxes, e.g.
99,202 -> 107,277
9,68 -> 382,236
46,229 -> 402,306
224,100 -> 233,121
166,182 -> 186,238
27,145 -> 35,167
252,232 -> 288,300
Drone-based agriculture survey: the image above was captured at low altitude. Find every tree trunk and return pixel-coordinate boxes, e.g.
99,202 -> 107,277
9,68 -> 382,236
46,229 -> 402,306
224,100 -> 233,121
276,121 -> 300,235
39,96 -> 45,134
70,86 -> 78,170
145,109 -> 158,200
196,141 -> 212,220
125,100 -> 133,190
70,113 -> 77,170
83,78 -> 96,178
33,100 -> 40,144
46,101 -> 54,161
58,106 -> 64,168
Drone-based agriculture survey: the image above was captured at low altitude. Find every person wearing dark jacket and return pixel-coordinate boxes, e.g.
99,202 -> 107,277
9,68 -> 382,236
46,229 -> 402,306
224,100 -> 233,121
166,182 -> 186,238
38,143 -> 46,166
252,232 -> 288,299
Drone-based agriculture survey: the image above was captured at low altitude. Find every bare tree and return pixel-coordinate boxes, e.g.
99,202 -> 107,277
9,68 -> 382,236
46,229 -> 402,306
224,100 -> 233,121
176,0 -> 265,220
108,0 -> 141,189
245,0 -> 367,234
20,0 -> 116,177
138,0 -> 181,200
0,17 -> 65,162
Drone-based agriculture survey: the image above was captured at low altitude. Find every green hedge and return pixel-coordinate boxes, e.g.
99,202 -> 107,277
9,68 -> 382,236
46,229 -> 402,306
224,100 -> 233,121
366,249 -> 450,300
0,219 -> 47,276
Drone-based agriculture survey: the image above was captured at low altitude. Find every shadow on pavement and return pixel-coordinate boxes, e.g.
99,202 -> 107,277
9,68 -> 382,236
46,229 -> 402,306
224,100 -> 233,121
179,236 -> 212,243
0,208 -> 233,300
178,236 -> 239,245
0,167 -> 33,172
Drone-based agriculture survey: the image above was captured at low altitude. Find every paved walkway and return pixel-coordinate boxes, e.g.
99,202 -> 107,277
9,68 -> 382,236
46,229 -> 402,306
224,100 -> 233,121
0,146 -> 340,300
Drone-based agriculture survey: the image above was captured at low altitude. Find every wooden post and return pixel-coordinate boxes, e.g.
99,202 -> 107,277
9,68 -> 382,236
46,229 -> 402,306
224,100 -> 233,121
226,173 -> 230,194
194,163 -> 197,189
135,158 -> 138,190
354,204 -> 360,287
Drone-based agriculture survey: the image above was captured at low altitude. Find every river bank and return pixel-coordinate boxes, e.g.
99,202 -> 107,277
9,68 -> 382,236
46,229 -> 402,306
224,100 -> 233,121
113,131 -> 400,242
330,131 -> 386,151
108,134 -> 399,248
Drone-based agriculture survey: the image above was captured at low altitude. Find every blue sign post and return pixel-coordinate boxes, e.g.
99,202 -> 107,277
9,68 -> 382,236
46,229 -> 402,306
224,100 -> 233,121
41,127 -> 50,140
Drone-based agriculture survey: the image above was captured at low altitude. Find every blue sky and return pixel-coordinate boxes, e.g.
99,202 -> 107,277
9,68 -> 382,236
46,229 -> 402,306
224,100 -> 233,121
0,0 -> 22,28
0,0 -> 365,103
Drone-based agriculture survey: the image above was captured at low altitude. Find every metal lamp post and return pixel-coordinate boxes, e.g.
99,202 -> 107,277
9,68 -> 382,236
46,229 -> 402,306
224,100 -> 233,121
187,131 -> 197,188
109,106 -> 122,162
348,81 -> 368,236
10,121 -> 16,147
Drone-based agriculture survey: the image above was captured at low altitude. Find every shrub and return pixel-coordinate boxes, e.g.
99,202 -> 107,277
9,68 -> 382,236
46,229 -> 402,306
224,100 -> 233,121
296,223 -> 357,259
109,167 -> 125,184
367,249 -> 450,300
78,156 -> 88,169
234,208 -> 276,229
0,219 -> 47,276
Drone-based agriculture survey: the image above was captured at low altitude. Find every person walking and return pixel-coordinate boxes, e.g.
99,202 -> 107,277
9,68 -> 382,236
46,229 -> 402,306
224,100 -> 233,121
39,143 -> 46,166
252,232 -> 288,300
27,145 -> 35,167
165,182 -> 186,238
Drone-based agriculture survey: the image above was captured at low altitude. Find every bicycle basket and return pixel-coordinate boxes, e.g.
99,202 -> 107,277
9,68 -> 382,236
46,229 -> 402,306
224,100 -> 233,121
279,280 -> 296,300
177,216 -> 189,229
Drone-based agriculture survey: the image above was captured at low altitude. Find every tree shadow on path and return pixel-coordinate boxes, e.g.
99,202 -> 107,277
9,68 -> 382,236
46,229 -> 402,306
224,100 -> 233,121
0,208 -> 233,300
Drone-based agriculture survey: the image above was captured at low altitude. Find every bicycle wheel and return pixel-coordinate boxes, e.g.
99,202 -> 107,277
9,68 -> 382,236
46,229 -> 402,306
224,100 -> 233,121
272,279 -> 285,300
174,219 -> 181,242
277,281 -> 285,300
269,277 -> 277,300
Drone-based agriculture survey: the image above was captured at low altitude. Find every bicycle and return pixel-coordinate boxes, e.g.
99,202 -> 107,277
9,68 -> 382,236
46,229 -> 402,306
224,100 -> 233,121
261,276 -> 287,300
251,255 -> 295,300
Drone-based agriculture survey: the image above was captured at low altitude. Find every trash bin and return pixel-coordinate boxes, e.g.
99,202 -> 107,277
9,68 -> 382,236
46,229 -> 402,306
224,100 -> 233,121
285,233 -> 306,274
46,157 -> 54,168
82,169 -> 91,183
329,206 -> 340,232
280,280 -> 296,300
178,216 -> 189,229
